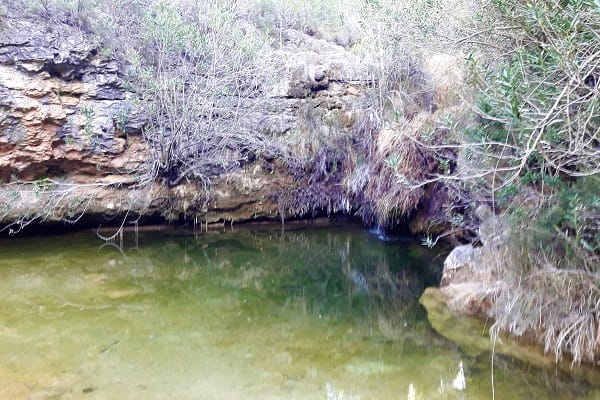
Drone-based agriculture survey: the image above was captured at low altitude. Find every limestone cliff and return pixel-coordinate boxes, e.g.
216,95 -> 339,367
0,15 -> 334,228
0,12 -> 454,233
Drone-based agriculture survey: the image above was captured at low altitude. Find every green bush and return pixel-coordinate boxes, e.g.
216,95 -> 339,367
467,0 -> 599,267
468,0 -> 599,183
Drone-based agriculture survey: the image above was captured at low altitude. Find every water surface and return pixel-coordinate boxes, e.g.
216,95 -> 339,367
0,224 -> 596,399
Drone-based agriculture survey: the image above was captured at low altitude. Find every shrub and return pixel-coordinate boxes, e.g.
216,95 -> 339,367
126,0 -> 279,185
464,0 -> 599,267
459,0 -> 600,364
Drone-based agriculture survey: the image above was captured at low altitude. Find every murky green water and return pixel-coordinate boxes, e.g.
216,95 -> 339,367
0,224 -> 596,399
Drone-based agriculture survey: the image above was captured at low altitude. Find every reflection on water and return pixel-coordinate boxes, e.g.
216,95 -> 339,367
0,225 -> 596,399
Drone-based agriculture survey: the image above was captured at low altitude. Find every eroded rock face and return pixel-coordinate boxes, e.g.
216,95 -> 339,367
0,17 -> 148,183
0,15 -> 368,229
0,166 -> 287,232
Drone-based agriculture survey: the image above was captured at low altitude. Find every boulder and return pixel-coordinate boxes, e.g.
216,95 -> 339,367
420,287 -> 600,386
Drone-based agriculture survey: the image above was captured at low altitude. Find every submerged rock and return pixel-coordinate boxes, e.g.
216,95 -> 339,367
436,208 -> 510,319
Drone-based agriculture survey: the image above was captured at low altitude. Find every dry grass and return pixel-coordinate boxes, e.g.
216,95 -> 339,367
479,215 -> 600,366
491,264 -> 600,365
366,126 -> 429,224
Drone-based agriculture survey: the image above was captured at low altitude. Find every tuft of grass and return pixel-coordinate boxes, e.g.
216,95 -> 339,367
491,249 -> 600,365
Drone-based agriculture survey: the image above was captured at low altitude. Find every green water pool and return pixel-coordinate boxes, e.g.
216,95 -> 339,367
0,224 -> 596,399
